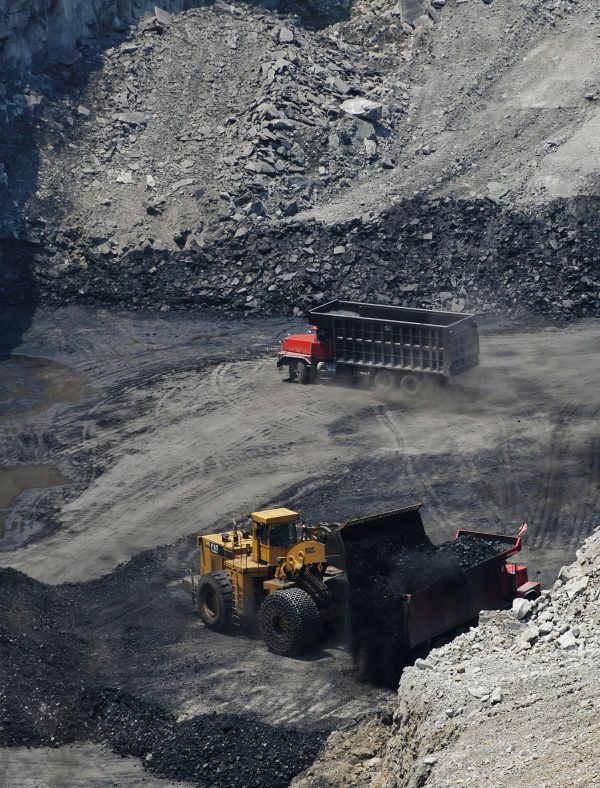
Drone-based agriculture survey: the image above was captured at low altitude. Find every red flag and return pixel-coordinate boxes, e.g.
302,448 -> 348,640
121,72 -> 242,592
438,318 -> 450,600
518,522 -> 528,537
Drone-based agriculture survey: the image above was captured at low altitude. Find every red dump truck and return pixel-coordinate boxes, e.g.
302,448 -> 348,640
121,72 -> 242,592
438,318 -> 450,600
277,300 -> 480,393
331,504 -> 541,685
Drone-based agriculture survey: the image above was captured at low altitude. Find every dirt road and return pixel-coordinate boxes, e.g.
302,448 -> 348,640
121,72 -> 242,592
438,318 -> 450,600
1,307 -> 600,785
3,309 -> 599,586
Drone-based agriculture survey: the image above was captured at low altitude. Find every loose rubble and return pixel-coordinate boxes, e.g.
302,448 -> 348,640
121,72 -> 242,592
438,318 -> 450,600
1,0 -> 598,321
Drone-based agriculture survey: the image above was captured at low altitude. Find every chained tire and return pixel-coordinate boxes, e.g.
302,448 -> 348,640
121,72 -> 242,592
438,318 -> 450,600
289,360 -> 310,384
259,588 -> 321,656
197,571 -> 233,632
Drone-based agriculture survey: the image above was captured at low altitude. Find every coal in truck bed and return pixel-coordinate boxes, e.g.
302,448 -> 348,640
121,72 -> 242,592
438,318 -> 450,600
310,300 -> 479,377
336,504 -> 536,687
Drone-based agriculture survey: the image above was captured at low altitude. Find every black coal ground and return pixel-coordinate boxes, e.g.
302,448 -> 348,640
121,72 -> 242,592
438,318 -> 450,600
86,690 -> 327,788
0,567 -> 328,787
343,526 -> 506,688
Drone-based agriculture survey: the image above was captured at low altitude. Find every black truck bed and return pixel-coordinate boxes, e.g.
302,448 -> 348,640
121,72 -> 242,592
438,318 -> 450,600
310,300 -> 479,377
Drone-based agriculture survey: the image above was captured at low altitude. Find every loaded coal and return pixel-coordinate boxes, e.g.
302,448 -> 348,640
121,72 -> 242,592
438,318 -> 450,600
0,567 -> 327,787
341,511 -> 506,688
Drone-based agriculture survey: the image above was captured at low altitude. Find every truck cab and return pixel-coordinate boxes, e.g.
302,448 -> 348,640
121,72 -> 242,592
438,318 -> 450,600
277,327 -> 333,383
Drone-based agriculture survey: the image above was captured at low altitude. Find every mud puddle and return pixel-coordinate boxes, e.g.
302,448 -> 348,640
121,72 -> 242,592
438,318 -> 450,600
0,465 -> 70,546
0,355 -> 88,420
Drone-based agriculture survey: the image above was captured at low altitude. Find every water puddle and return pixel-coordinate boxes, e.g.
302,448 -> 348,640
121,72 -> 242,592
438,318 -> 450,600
0,355 -> 88,419
0,464 -> 70,546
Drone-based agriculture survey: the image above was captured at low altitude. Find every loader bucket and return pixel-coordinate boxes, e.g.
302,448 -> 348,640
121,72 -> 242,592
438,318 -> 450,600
325,502 -> 429,571
324,503 -> 437,687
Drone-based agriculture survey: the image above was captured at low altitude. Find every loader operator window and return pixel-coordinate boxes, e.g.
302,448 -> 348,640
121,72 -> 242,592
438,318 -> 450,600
268,522 -> 298,548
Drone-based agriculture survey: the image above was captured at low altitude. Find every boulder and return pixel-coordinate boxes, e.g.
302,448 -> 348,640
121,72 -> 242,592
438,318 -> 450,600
340,98 -> 383,122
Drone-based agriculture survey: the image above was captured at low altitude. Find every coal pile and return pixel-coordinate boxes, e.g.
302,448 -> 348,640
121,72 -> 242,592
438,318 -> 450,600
17,193 -> 600,322
0,568 -> 91,747
85,689 -> 327,788
0,567 -> 327,787
342,515 -> 507,688
439,533 -> 507,569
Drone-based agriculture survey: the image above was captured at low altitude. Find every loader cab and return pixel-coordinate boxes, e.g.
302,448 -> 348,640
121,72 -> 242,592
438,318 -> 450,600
251,508 -> 300,566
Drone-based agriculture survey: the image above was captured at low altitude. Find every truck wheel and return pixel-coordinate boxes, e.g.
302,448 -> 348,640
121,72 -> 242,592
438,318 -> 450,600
289,360 -> 310,384
259,588 -> 321,656
400,373 -> 422,395
197,571 -> 233,632
373,369 -> 395,392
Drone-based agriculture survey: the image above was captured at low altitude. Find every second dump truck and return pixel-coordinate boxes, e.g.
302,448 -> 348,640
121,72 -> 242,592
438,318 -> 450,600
182,504 -> 540,661
277,299 -> 480,392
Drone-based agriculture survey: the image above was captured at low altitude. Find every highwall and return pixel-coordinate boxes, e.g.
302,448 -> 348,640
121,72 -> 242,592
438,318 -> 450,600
0,0 -> 431,69
0,0 -> 191,68
0,0 -> 356,70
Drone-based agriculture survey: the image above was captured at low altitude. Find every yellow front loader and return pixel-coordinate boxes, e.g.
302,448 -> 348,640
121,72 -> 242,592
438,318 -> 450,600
183,503 -> 542,671
182,507 -> 347,656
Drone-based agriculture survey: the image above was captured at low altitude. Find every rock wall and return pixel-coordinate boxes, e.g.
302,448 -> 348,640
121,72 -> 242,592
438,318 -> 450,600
0,0 -> 191,68
0,0 -> 352,69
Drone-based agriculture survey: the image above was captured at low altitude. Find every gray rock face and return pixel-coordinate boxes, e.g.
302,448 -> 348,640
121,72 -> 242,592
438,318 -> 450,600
401,0 -> 428,25
519,624 -> 540,645
0,0 -> 187,67
557,630 -> 577,650
512,597 -> 532,620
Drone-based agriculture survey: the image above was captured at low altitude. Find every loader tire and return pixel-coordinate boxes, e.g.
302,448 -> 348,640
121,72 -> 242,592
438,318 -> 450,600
197,571 -> 233,632
259,588 -> 321,656
289,360 -> 310,384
